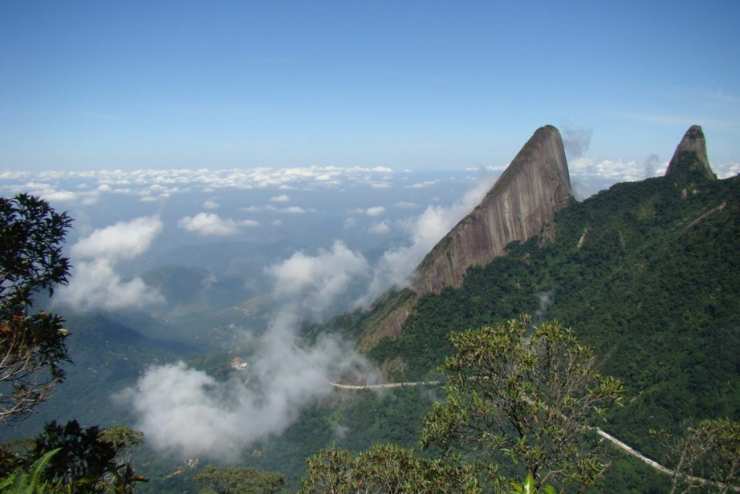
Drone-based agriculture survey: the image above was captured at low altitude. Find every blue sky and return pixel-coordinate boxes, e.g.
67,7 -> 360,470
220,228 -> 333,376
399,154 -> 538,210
1,0 -> 739,171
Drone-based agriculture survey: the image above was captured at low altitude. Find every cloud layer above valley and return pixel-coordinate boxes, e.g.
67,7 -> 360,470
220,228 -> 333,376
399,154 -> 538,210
56,216 -> 164,311
1,157 -> 738,211
179,212 -> 259,236
267,241 -> 370,316
0,166 -> 396,205
118,241 -> 379,460
114,169 -> 505,460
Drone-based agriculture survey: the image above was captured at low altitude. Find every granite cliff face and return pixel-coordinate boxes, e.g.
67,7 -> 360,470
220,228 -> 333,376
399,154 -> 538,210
359,125 -> 573,349
665,125 -> 716,181
411,125 -> 572,295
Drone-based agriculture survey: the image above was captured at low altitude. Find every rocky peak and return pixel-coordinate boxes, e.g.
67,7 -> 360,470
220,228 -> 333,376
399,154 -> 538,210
359,125 -> 573,349
410,125 -> 572,295
665,125 -> 716,181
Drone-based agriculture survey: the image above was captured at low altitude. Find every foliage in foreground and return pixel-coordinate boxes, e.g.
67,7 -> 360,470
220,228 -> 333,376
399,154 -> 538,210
300,443 -> 481,494
666,418 -> 739,493
421,317 -> 623,489
0,194 -> 72,423
0,449 -> 59,494
0,194 -> 144,493
0,421 -> 145,494
299,318 -> 618,492
195,465 -> 285,494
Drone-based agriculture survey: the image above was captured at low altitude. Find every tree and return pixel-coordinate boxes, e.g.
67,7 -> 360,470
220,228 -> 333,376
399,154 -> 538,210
0,422 -> 144,494
31,420 -> 144,493
509,474 -> 558,494
299,446 -> 353,494
0,195 -> 143,493
421,317 -> 623,490
0,194 -> 72,422
194,465 -> 284,494
0,448 -> 60,494
667,419 -> 739,493
300,443 -> 481,494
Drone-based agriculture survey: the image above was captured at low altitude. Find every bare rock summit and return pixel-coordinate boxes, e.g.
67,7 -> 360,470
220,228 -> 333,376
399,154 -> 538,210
665,125 -> 716,181
411,125 -> 572,295
360,125 -> 572,348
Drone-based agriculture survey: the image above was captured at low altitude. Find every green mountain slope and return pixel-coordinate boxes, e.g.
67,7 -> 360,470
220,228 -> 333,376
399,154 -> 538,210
355,170 -> 739,489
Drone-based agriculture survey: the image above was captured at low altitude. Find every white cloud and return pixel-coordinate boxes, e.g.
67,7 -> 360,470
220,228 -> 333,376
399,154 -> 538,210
718,162 -> 740,179
72,216 -> 162,261
569,157 -> 647,182
57,258 -> 163,311
178,212 -> 258,236
395,201 -> 418,209
178,213 -> 233,236
368,222 -> 391,235
119,240 -> 379,461
15,181 -> 94,204
266,241 -> 369,315
562,127 -> 592,160
118,316 -> 375,460
240,205 -> 310,215
13,184 -> 104,206
0,171 -> 28,180
202,199 -> 219,210
270,194 -> 290,203
57,216 -> 164,311
0,166 -> 398,199
41,189 -> 78,202
406,180 -> 438,189
349,206 -> 386,217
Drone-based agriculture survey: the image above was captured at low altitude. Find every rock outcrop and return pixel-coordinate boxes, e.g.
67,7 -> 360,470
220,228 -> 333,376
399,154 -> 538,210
411,125 -> 572,294
665,125 -> 716,181
359,125 -> 573,349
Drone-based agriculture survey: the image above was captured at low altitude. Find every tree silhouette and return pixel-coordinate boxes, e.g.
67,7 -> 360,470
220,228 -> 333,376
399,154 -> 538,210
0,194 -> 72,423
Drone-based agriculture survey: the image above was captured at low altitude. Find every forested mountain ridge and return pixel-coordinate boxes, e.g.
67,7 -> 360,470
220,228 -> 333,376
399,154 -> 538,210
336,124 -> 739,490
